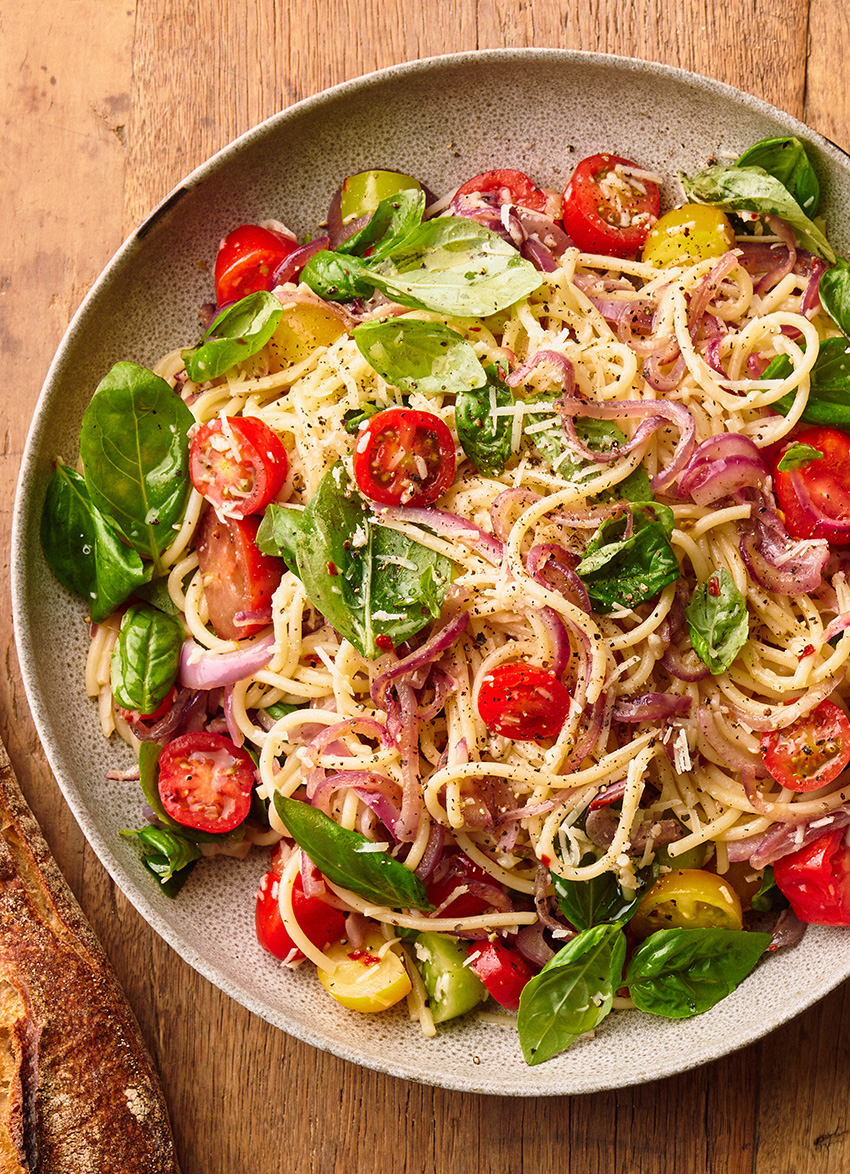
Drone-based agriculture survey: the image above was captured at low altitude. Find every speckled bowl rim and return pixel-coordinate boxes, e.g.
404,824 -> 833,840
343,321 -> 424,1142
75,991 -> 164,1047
12,48 -> 850,1096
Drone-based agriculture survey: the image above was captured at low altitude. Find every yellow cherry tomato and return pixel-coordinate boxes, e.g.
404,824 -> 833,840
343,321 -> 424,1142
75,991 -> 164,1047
641,203 -> 736,268
317,931 -> 412,1013
630,868 -> 744,940
267,302 -> 348,369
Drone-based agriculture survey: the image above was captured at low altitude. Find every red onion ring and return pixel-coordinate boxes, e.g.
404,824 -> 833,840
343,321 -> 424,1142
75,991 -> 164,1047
271,236 -> 331,285
179,633 -> 275,690
613,693 -> 692,722
678,433 -> 769,505
370,504 -> 503,565
738,492 -> 829,594
754,217 -> 797,296
506,349 -> 575,394
371,612 -> 470,709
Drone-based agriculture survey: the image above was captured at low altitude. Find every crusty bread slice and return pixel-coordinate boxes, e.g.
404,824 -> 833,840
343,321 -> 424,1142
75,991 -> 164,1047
0,741 -> 180,1173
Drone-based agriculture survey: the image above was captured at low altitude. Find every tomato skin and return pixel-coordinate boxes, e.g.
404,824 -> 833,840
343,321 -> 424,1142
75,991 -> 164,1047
641,203 -> 736,268
477,662 -> 572,741
774,828 -> 850,926
352,407 -> 456,507
425,855 -> 496,918
196,509 -> 285,640
773,426 -> 850,544
456,168 -> 551,213
214,224 -> 297,305
561,153 -> 660,258
317,930 -> 412,1012
158,731 -> 254,833
255,870 -> 346,961
115,686 -> 176,725
760,699 -> 850,791
630,869 -> 744,940
190,416 -> 288,518
466,940 -> 534,1011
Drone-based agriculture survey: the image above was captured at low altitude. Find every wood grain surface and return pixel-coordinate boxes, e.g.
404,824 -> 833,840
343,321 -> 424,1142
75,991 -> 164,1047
3,2 -> 850,1171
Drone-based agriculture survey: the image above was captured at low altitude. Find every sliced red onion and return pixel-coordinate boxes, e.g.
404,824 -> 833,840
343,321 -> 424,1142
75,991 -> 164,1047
739,492 -> 829,594
767,908 -> 807,952
223,684 -> 243,747
585,807 -> 684,853
535,607 -> 571,677
514,206 -> 572,257
534,864 -> 571,933
823,612 -> 850,643
179,633 -> 276,690
613,693 -> 692,722
724,671 -> 845,733
371,612 -> 470,709
678,433 -> 769,505
661,642 -> 711,682
490,487 -> 541,542
506,350 -> 575,393
754,217 -> 797,295
749,809 -> 850,868
233,606 -> 273,630
413,822 -> 444,881
271,235 -> 330,285
527,543 -> 590,613
416,667 -> 457,721
688,250 -> 741,327
801,257 -> 826,317
589,778 -> 627,810
370,504 -> 502,565
515,921 -> 558,967
697,704 -> 768,779
521,237 -> 560,272
642,351 -> 688,393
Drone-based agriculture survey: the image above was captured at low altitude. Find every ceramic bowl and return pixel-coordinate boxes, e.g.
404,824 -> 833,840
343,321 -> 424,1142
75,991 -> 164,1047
12,49 -> 850,1095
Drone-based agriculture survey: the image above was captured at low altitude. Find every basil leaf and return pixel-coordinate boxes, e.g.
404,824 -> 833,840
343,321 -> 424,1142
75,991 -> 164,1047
299,249 -> 377,302
336,188 -> 426,259
296,465 -> 453,659
776,442 -> 824,472
274,794 -> 432,909
109,603 -> 184,714
455,365 -> 514,476
343,401 -> 384,434
576,504 -> 680,614
516,924 -> 626,1066
769,339 -> 850,426
40,463 -> 150,622
79,362 -> 194,572
681,164 -> 835,262
625,927 -> 772,1018
181,291 -> 284,381
685,567 -> 749,676
256,503 -> 303,574
262,701 -> 299,722
749,866 -> 789,913
368,217 -> 543,317
735,136 -> 820,216
353,318 -> 486,397
121,824 -> 202,887
131,575 -> 183,617
552,856 -> 657,932
819,260 -> 850,338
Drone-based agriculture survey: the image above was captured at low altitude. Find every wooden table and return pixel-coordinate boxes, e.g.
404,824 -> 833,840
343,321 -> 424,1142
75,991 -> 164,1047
4,2 -> 850,1171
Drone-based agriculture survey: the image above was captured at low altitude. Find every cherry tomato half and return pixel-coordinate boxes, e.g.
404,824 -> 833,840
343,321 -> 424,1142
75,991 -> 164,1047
561,153 -> 660,258
774,828 -> 850,926
773,426 -> 850,544
456,168 -> 551,213
255,869 -> 346,962
352,407 -> 456,507
630,869 -> 744,940
196,509 -> 285,640
190,416 -> 288,518
466,940 -> 534,1011
477,662 -> 572,741
158,731 -> 254,833
425,855 -> 498,918
760,699 -> 850,792
214,224 -> 298,306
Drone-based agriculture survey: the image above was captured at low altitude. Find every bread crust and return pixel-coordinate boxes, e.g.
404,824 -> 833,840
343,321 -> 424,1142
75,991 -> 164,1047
0,743 -> 180,1173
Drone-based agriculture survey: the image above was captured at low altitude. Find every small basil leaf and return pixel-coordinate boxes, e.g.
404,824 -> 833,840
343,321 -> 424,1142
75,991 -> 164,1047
262,701 -> 299,722
735,137 -> 820,216
336,188 -> 426,259
552,856 -> 658,931
576,504 -> 680,614
625,927 -> 772,1018
121,825 -> 202,884
131,575 -> 183,617
353,318 -> 486,397
256,503 -> 303,575
274,794 -> 432,909
516,924 -> 626,1066
299,250 -> 377,302
109,603 -> 184,713
79,362 -> 194,571
182,291 -> 284,381
749,866 -> 789,913
40,463 -> 150,622
685,567 -> 749,675
817,260 -> 850,338
455,365 -> 514,476
343,401 -> 384,434
681,164 -> 835,262
769,339 -> 850,426
776,443 -> 824,472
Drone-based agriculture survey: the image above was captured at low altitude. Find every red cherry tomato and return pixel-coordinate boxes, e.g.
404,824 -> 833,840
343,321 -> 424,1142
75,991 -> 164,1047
214,224 -> 298,306
773,426 -> 850,544
773,827 -> 850,925
425,855 -> 496,918
561,153 -> 660,258
352,407 -> 456,507
190,416 -> 288,518
760,699 -> 850,791
456,168 -> 551,213
115,686 -> 176,726
466,940 -> 534,1011
196,508 -> 285,640
158,731 -> 254,833
255,869 -> 346,961
477,662 -> 572,741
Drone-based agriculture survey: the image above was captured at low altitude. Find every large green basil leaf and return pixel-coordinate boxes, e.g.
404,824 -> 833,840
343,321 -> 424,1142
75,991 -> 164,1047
819,260 -> 850,339
296,465 -> 453,659
576,503 -> 680,614
336,188 -> 426,260
681,164 -> 835,262
734,136 -> 820,216
516,923 -> 626,1066
182,291 -> 284,381
121,824 -> 202,894
79,362 -> 194,572
353,318 -> 486,397
256,502 -> 303,575
625,927 -> 772,1018
768,339 -> 850,426
455,365 -> 514,476
552,856 -> 658,932
274,794 -> 432,909
109,603 -> 184,713
685,567 -> 749,676
298,250 -> 377,302
40,463 -> 151,622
